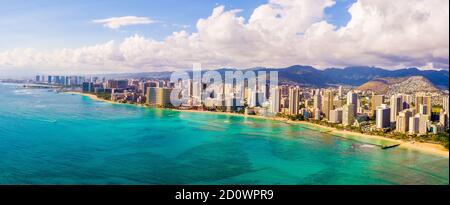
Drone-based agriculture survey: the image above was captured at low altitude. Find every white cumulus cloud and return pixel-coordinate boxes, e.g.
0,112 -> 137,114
92,16 -> 157,29
0,0 -> 448,75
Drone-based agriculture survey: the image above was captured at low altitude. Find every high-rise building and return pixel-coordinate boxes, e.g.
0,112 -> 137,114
82,82 -> 94,93
186,79 -> 193,100
35,75 -> 40,82
443,95 -> 449,113
156,88 -> 173,106
314,109 -> 321,120
409,115 -> 420,134
419,104 -> 428,116
106,80 -> 128,89
346,91 -> 357,116
68,76 -> 79,86
439,109 -> 448,128
371,94 -> 385,114
146,87 -> 158,106
106,80 -> 116,88
376,104 -> 390,129
47,76 -> 52,84
256,92 -> 265,107
321,90 -> 333,120
342,104 -> 355,126
117,80 -> 128,89
249,90 -> 259,108
390,95 -> 402,123
396,109 -> 412,133
53,76 -> 60,85
313,94 -> 322,110
60,76 -> 66,85
418,114 -> 430,135
443,96 -> 449,126
329,108 -> 343,124
270,87 -> 281,114
338,86 -> 343,97
90,77 -> 98,83
401,94 -> 413,109
415,95 -> 431,119
147,87 -> 174,107
78,76 -> 85,84
138,82 -> 149,95
288,87 -> 299,115
192,81 -> 202,106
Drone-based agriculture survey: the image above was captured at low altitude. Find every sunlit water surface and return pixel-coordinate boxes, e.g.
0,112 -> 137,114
0,83 -> 448,185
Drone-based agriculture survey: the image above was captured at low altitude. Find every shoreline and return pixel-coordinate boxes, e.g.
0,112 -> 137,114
65,91 -> 449,157
65,91 -> 122,105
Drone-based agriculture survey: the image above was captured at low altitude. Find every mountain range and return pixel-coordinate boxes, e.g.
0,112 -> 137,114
100,65 -> 449,89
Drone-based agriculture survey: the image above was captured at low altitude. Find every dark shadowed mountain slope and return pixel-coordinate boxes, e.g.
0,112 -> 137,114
254,65 -> 332,86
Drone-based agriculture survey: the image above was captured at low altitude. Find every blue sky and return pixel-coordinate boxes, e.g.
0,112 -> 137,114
0,0 -> 354,51
3,0 -> 443,75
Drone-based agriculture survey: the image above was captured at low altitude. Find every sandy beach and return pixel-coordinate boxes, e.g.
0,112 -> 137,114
65,91 -> 122,105
65,91 -> 449,157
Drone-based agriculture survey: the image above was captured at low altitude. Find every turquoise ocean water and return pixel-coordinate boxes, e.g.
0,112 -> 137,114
0,83 -> 448,185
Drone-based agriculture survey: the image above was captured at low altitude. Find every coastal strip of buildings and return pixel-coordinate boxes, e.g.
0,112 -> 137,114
32,74 -> 450,137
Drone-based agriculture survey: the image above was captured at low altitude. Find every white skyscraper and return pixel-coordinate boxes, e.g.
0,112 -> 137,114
409,115 -> 420,134
249,90 -> 257,108
396,109 -> 412,133
390,95 -> 402,123
376,104 -> 391,129
270,87 -> 281,114
346,91 -> 357,116
419,114 -> 430,135
329,108 -> 343,123
192,81 -> 202,106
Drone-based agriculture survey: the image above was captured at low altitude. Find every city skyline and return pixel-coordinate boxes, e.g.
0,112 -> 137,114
13,69 -> 450,139
0,0 -> 448,76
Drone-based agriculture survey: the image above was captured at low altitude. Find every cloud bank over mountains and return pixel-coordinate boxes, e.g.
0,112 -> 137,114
0,0 -> 448,74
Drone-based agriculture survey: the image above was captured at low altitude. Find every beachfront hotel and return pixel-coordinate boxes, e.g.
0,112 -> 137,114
288,87 -> 300,115
396,109 -> 413,133
376,104 -> 391,129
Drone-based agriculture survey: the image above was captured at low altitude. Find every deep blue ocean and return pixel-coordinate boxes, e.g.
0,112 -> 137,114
0,83 -> 448,185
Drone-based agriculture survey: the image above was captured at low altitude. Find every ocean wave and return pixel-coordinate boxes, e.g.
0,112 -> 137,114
13,90 -> 33,95
40,119 -> 58,123
360,144 -> 376,148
